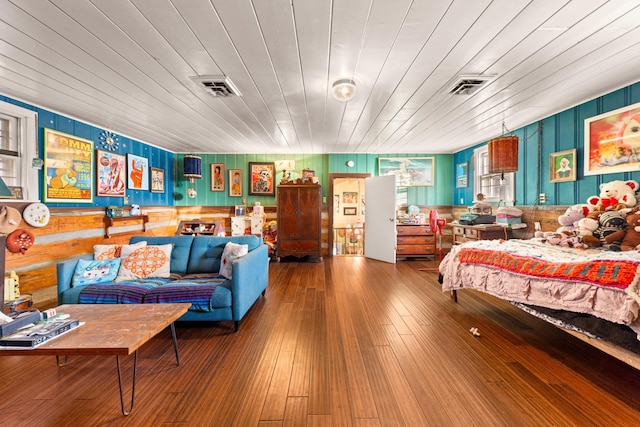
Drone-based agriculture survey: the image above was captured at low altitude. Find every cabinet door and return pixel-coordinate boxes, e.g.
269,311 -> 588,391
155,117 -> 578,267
296,187 -> 320,240
278,188 -> 300,240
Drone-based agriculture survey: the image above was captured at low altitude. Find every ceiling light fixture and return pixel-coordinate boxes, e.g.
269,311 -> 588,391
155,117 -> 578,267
332,79 -> 357,102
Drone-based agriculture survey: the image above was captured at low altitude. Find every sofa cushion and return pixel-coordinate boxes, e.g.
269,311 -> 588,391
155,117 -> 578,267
71,258 -> 121,287
130,235 -> 194,274
115,244 -> 173,281
220,242 -> 248,279
188,235 -> 261,274
94,241 -> 146,260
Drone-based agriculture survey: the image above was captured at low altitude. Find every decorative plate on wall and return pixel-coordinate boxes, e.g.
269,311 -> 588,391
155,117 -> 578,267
23,202 -> 50,227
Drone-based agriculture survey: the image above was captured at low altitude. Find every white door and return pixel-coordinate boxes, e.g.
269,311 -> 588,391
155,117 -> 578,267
364,175 -> 396,263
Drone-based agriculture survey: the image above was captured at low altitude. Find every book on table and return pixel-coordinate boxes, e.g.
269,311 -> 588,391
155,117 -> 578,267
0,318 -> 80,348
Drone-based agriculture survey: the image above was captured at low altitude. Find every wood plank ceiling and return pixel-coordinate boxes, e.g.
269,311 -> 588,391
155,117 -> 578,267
0,0 -> 639,154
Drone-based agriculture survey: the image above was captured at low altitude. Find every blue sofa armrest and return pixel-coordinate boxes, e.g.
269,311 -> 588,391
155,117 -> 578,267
231,243 -> 269,321
57,256 -> 92,304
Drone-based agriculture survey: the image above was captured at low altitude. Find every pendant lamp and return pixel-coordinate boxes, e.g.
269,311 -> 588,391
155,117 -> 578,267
488,124 -> 519,177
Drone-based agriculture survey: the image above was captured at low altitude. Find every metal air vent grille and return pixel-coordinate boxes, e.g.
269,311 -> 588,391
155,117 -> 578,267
448,75 -> 494,95
191,76 -> 242,97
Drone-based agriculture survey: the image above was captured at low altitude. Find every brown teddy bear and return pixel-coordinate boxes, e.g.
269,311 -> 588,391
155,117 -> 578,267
605,208 -> 640,251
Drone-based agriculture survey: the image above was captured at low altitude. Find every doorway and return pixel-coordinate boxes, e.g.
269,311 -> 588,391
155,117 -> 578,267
329,173 -> 370,257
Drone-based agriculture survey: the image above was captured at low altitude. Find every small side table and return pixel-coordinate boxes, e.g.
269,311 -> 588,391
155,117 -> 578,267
3,294 -> 33,315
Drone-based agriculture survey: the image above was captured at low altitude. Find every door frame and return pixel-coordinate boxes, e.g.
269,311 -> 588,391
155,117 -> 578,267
328,173 -> 371,257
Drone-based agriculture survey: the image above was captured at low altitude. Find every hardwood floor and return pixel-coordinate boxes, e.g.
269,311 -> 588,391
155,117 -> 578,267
2,256 -> 640,426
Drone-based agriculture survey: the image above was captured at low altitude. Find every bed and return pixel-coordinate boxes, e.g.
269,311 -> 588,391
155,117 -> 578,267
439,238 -> 640,368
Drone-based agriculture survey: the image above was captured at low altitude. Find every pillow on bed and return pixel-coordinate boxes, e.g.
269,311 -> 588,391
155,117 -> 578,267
219,242 -> 248,279
72,258 -> 121,287
94,241 -> 146,260
115,244 -> 173,282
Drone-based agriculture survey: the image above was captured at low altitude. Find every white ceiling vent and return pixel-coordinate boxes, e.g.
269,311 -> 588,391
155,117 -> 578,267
192,75 -> 242,97
448,75 -> 494,95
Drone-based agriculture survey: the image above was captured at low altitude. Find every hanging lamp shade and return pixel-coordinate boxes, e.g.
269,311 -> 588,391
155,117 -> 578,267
183,155 -> 202,184
488,135 -> 519,174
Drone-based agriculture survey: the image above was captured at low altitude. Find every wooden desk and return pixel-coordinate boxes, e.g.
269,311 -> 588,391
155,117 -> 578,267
0,303 -> 190,415
451,223 -> 514,245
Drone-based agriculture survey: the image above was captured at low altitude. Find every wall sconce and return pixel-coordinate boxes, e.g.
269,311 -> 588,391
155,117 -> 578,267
274,159 -> 296,183
332,79 -> 357,102
183,154 -> 202,198
488,124 -> 519,178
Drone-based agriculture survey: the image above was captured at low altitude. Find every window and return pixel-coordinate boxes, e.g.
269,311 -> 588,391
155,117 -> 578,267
0,100 -> 38,201
473,145 -> 514,203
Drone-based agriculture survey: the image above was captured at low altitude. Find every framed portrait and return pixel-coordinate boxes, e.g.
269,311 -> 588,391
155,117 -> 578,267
211,163 -> 225,192
229,169 -> 242,197
150,167 -> 165,193
550,149 -> 577,183
96,150 -> 126,197
344,207 -> 357,215
248,162 -> 275,195
456,162 -> 468,188
127,154 -> 149,190
378,157 -> 434,186
43,128 -> 94,203
584,101 -> 640,175
235,205 -> 246,216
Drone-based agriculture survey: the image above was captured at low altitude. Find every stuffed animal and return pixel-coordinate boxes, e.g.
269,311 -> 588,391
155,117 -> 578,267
130,204 -> 141,216
605,208 -> 640,251
556,204 -> 591,234
587,180 -> 640,211
575,216 -> 599,246
590,210 -> 627,249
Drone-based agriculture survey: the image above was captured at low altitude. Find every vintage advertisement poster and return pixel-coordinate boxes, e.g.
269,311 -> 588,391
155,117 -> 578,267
44,128 -> 94,203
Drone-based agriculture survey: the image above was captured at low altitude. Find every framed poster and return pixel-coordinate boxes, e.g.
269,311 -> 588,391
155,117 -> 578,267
549,149 -> 577,183
43,128 -> 94,203
584,101 -> 640,175
229,169 -> 242,197
344,207 -> 357,215
378,157 -> 434,186
211,163 -> 225,192
248,162 -> 275,195
127,154 -> 149,190
96,150 -> 126,197
150,167 -> 165,193
456,162 -> 468,188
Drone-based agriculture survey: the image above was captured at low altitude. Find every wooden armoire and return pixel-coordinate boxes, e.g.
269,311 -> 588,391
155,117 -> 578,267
276,184 -> 322,261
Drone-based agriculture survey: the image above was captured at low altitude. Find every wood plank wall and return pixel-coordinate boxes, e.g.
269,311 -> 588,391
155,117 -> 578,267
5,202 -> 566,310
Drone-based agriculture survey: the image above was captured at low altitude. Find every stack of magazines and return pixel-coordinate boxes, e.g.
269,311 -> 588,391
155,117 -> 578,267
0,310 -> 80,348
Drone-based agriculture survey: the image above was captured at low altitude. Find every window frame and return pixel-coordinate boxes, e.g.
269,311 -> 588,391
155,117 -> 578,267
0,100 -> 38,202
473,145 -> 515,204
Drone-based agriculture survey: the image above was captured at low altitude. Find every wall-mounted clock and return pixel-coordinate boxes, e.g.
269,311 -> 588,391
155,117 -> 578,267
99,130 -> 119,151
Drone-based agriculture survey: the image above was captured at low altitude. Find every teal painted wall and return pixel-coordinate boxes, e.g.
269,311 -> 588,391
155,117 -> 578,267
0,94 -> 175,208
177,152 -> 454,207
453,81 -> 640,206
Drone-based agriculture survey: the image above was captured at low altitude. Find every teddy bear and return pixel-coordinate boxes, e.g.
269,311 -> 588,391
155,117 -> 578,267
575,216 -> 599,245
586,180 -> 640,211
587,210 -> 627,249
604,208 -> 640,251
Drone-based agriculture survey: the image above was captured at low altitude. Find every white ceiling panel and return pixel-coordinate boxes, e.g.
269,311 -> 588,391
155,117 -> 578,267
0,0 -> 638,154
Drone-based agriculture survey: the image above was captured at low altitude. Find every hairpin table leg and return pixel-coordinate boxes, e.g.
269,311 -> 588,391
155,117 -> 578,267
116,351 -> 138,416
170,322 -> 180,366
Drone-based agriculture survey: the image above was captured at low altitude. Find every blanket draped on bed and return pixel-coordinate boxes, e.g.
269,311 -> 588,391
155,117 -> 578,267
439,239 -> 640,333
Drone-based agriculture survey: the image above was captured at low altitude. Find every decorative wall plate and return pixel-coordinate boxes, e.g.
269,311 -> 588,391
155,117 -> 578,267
23,202 -> 51,227
99,130 -> 119,151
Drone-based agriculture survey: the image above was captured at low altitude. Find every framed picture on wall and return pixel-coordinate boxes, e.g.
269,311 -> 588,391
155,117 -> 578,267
211,163 -> 225,192
127,154 -> 149,190
344,207 -> 357,215
96,150 -> 126,197
229,169 -> 242,197
248,162 -> 275,195
150,167 -> 165,193
378,157 -> 434,186
549,149 -> 577,183
584,101 -> 640,175
43,128 -> 94,203
456,162 -> 468,188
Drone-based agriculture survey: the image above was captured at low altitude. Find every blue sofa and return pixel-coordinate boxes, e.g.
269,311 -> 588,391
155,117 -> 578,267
57,235 -> 269,330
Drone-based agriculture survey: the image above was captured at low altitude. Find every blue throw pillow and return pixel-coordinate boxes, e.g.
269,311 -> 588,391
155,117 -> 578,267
72,258 -> 121,287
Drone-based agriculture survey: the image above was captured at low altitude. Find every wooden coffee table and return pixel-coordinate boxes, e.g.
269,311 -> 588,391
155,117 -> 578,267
0,303 -> 190,415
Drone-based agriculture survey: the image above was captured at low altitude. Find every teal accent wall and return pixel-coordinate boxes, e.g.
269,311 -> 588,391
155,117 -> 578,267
178,152 -> 454,207
0,94 -> 175,208
454,81 -> 640,206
